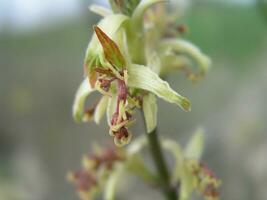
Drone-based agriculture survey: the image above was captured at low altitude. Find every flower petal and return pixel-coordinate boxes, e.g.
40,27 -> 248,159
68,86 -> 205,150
161,139 -> 184,183
131,0 -> 167,29
94,26 -> 126,69
142,93 -> 158,133
106,94 -> 118,126
128,64 -> 191,112
184,128 -> 204,160
72,77 -> 95,122
94,96 -> 109,124
161,39 -> 211,75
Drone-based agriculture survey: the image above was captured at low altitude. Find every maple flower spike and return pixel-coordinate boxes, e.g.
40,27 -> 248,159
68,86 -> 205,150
73,24 -> 191,147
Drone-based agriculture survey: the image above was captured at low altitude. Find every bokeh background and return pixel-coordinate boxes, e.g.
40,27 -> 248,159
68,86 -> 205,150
1,0 -> 267,199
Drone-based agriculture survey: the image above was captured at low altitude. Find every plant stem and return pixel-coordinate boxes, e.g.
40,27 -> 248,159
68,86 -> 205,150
137,13 -> 177,199
146,128 -> 178,200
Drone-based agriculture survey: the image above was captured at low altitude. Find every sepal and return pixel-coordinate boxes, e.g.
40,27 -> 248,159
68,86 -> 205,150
72,77 -> 95,122
142,93 -> 158,133
128,64 -> 191,112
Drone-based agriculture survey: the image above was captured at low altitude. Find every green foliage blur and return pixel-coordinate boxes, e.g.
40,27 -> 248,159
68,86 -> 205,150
0,1 -> 267,200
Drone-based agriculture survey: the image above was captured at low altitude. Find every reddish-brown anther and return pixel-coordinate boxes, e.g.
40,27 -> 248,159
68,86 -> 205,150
111,112 -> 119,126
94,68 -> 115,77
200,163 -> 217,179
125,111 -> 132,120
204,183 -> 219,198
86,147 -> 124,171
89,154 -> 102,170
102,148 -> 124,169
73,170 -> 97,191
117,79 -> 127,103
115,127 -> 129,140
99,78 -> 112,92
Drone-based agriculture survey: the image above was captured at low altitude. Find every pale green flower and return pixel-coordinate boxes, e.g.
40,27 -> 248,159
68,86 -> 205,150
73,25 -> 191,146
70,1 -> 219,200
73,0 -> 211,146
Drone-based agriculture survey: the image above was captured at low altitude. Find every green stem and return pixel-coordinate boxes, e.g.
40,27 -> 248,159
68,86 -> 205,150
146,128 -> 178,200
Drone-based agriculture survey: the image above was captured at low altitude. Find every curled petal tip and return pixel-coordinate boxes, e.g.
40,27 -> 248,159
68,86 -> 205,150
114,132 -> 132,147
181,97 -> 191,112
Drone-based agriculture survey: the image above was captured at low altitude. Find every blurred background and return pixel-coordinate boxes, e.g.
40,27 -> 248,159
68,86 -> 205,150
0,0 -> 267,199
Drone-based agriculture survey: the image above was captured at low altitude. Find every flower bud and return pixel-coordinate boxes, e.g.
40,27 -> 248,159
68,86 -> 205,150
109,0 -> 141,16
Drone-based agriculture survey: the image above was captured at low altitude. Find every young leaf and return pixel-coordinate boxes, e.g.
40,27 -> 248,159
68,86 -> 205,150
128,64 -> 191,112
94,96 -> 109,124
184,128 -> 205,160
142,93 -> 158,133
72,77 -> 95,122
94,26 -> 126,69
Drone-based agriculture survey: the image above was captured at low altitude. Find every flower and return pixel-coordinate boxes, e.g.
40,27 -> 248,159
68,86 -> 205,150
73,24 -> 190,146
162,128 -> 221,200
68,146 -> 125,200
73,0 -> 211,146
68,140 -> 156,200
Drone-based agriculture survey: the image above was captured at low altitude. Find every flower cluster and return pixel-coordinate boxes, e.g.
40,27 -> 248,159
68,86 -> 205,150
73,0 -> 210,147
68,146 -> 125,200
161,129 -> 221,200
70,1 -> 220,200
188,160 -> 221,200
